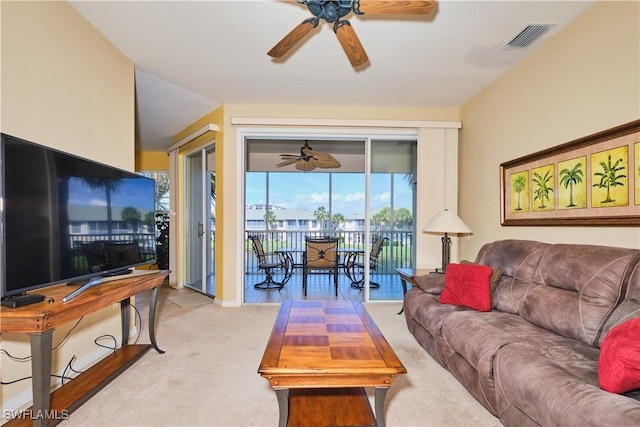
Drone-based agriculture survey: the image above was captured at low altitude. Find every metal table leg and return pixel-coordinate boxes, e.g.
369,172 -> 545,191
149,286 -> 165,353
375,387 -> 389,427
275,389 -> 289,427
398,278 -> 408,314
120,297 -> 131,345
29,330 -> 54,427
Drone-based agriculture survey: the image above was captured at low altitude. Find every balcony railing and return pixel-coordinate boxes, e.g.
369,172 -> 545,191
69,233 -> 157,274
244,229 -> 414,275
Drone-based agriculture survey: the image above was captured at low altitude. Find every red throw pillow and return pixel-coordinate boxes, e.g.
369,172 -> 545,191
439,263 -> 493,311
599,317 -> 640,393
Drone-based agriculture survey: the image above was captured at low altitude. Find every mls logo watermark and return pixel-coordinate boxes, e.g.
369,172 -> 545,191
4,409 -> 70,421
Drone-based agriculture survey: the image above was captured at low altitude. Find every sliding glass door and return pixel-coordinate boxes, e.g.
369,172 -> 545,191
369,139 -> 417,301
243,136 -> 415,303
184,147 -> 216,297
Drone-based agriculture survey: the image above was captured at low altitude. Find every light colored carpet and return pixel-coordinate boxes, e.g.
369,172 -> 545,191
63,301 -> 501,426
167,293 -> 215,309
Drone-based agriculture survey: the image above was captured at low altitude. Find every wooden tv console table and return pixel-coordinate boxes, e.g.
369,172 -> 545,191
0,270 -> 170,427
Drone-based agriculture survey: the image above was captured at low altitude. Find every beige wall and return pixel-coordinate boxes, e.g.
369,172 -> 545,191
1,1 -> 135,409
1,1 -> 135,170
459,1 -> 640,259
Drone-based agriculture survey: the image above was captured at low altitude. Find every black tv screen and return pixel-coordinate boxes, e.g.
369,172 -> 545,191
0,133 -> 156,300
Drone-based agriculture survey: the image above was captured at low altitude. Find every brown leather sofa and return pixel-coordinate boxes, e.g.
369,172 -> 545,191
403,239 -> 640,426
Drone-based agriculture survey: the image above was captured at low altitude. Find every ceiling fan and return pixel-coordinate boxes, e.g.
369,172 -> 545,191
276,141 -> 341,171
268,0 -> 436,67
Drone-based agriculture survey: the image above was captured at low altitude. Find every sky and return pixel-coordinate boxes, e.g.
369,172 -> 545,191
68,177 -> 155,210
246,172 -> 413,216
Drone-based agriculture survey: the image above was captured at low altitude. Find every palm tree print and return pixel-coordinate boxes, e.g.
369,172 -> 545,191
593,154 -> 626,204
512,174 -> 527,211
559,162 -> 583,207
532,168 -> 553,209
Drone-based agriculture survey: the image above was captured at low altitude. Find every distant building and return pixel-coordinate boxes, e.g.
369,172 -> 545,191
245,207 -> 367,244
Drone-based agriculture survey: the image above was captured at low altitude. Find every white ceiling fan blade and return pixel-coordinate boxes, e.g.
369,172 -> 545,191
276,158 -> 299,167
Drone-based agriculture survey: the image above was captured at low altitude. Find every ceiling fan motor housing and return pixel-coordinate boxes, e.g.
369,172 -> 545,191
304,0 -> 355,23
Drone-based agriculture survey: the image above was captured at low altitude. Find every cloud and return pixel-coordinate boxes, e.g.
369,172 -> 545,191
340,192 -> 365,202
89,199 -> 107,206
372,192 -> 391,203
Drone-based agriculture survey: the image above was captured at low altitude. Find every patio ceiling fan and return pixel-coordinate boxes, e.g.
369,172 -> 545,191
276,141 -> 341,171
268,0 -> 436,67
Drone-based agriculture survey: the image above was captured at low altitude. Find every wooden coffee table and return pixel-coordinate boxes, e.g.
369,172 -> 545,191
258,300 -> 406,427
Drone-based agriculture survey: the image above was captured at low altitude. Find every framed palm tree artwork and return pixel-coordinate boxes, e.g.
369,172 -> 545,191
500,119 -> 640,226
531,164 -> 555,212
558,156 -> 587,210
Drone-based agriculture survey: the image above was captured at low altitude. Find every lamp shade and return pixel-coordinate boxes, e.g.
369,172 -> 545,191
422,209 -> 472,234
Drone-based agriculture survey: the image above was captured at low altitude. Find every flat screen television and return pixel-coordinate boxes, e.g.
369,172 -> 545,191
0,133 -> 156,306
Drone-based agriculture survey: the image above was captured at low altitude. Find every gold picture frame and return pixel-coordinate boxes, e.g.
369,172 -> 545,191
500,119 -> 640,226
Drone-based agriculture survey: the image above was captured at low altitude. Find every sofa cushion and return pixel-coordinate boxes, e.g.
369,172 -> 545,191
495,341 -> 640,427
599,317 -> 640,394
520,244 -> 640,346
599,260 -> 640,345
404,288 -> 466,338
474,239 -> 547,281
413,273 -> 445,294
461,260 -> 502,291
475,239 -> 548,314
440,263 -> 493,311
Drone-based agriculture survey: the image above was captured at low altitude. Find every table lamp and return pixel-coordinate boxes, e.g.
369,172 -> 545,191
422,209 -> 472,273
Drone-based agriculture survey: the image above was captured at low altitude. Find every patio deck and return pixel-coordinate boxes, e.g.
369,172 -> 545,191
244,272 -> 404,303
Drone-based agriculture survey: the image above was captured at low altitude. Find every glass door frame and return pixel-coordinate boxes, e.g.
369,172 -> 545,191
182,144 -> 215,297
240,128 -> 417,303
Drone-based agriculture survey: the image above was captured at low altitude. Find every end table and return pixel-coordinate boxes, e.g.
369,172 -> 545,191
395,268 -> 434,314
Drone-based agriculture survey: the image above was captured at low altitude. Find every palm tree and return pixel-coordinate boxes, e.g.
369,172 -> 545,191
314,206 -> 330,230
372,207 -> 392,230
395,207 -> 413,229
532,169 -> 553,209
121,206 -> 142,232
593,154 -> 626,203
512,174 -> 527,211
559,163 -> 583,207
264,209 -> 277,230
332,213 -> 345,230
82,178 -> 122,236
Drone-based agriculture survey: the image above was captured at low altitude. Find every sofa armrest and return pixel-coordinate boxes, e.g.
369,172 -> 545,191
414,273 -> 445,295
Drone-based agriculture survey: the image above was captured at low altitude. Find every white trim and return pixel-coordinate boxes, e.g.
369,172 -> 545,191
230,117 -> 461,129
166,123 -> 218,153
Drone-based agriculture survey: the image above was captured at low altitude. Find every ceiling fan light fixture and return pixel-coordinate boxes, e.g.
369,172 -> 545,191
276,141 -> 341,171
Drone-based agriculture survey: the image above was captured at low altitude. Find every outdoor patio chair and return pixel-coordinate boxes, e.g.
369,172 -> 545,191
345,236 -> 387,289
303,238 -> 339,297
248,235 -> 288,290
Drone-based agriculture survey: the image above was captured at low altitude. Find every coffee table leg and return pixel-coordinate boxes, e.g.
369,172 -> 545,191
275,388 -> 289,427
375,387 -> 388,427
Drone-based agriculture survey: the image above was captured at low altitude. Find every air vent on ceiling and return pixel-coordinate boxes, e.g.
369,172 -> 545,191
502,24 -> 556,50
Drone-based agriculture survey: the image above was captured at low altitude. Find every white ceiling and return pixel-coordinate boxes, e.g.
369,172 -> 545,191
69,1 -> 595,151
